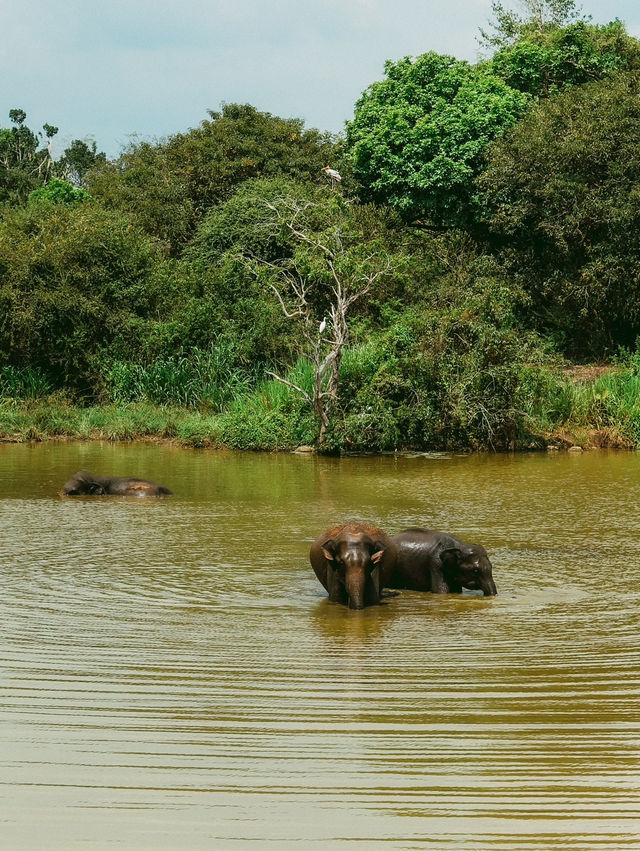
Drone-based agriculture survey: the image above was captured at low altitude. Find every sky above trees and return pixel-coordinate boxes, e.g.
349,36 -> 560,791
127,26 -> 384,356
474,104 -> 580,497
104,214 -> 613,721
2,0 -> 639,157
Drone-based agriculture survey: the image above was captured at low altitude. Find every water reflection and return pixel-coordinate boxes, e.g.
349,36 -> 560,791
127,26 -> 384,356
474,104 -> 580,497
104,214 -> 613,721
1,443 -> 639,849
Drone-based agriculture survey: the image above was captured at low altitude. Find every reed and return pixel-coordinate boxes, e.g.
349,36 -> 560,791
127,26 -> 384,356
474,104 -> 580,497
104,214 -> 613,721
0,366 -> 53,399
104,343 -> 254,411
218,358 -> 316,449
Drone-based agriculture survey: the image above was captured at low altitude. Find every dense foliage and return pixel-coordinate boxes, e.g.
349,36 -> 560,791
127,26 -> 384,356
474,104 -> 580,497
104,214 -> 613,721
346,53 -> 530,225
347,0 -> 640,227
87,103 -> 341,255
4,1 -> 640,451
490,19 -> 640,95
0,203 -> 163,389
477,72 -> 640,354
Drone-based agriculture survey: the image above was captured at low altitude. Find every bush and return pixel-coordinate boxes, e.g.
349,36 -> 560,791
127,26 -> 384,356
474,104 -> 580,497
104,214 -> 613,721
0,203 -> 161,392
28,178 -> 92,205
0,366 -> 52,399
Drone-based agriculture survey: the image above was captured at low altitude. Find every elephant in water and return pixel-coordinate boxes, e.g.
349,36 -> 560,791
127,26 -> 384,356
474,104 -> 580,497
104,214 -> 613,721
390,528 -> 497,596
310,521 -> 398,609
61,470 -> 172,497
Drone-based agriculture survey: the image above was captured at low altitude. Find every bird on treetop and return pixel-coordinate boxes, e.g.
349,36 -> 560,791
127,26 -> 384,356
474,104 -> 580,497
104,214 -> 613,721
319,317 -> 327,334
322,167 -> 342,187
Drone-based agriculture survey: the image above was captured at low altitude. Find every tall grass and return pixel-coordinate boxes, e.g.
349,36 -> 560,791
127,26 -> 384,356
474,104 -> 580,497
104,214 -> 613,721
0,400 -> 225,446
0,366 -> 52,399
564,370 -> 640,442
218,357 -> 316,449
103,343 -> 254,411
4,350 -> 640,451
522,362 -> 640,445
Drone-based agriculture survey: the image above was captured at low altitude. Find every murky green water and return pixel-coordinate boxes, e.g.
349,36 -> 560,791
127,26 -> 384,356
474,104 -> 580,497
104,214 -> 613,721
1,443 -> 639,849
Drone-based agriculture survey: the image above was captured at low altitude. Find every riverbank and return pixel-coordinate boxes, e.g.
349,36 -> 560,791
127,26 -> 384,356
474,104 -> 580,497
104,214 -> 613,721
0,400 -> 225,448
1,364 -> 638,451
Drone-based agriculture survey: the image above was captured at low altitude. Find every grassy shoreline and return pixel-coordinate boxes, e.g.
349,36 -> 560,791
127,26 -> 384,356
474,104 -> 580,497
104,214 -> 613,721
1,378 -> 638,452
0,400 -> 225,448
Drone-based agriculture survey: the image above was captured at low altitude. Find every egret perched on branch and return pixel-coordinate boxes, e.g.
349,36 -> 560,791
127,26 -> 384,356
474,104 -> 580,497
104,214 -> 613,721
322,166 -> 342,188
319,317 -> 327,335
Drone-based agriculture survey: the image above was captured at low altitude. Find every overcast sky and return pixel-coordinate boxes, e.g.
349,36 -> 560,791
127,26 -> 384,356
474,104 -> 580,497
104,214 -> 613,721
1,0 -> 639,158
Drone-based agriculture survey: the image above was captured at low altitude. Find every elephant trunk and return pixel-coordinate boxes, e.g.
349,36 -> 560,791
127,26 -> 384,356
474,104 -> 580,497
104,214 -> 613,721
481,575 -> 498,596
345,565 -> 367,610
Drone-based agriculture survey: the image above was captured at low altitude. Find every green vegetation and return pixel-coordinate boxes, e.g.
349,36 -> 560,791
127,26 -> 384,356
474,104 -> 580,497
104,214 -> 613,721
3,0 -> 640,452
477,72 -> 640,354
346,53 -> 530,225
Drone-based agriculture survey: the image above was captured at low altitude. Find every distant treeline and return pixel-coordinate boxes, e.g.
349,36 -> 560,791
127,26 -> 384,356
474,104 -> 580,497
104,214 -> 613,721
3,0 -> 640,451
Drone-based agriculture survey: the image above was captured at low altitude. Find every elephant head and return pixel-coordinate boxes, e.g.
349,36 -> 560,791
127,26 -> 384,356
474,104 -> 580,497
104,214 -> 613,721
61,471 -> 106,496
311,523 -> 395,609
440,543 -> 497,596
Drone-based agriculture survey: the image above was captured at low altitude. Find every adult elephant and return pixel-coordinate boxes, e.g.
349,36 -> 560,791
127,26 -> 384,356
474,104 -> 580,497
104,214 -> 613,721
310,522 -> 398,609
390,528 -> 497,596
61,471 -> 172,497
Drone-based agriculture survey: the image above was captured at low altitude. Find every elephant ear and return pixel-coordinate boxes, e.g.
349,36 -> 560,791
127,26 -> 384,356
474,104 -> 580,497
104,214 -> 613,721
88,482 -> 106,495
371,541 -> 385,564
321,539 -> 336,562
440,547 -> 462,567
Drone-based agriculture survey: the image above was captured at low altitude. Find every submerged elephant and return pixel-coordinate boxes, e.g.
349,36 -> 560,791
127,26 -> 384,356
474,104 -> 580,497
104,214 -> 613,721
389,528 -> 497,596
310,521 -> 398,610
61,470 -> 172,497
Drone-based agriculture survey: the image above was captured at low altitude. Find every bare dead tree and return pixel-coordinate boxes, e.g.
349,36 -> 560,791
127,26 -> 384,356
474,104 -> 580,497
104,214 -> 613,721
243,197 -> 391,445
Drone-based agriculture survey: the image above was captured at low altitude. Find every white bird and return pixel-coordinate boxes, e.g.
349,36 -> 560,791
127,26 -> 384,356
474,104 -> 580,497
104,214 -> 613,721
321,166 -> 342,188
319,317 -> 327,334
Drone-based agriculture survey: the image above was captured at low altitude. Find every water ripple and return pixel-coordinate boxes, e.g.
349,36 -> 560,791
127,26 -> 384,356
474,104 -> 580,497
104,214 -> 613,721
1,446 -> 640,849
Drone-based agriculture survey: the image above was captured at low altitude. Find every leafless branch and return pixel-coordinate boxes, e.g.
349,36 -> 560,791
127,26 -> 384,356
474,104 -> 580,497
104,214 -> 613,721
240,195 -> 394,444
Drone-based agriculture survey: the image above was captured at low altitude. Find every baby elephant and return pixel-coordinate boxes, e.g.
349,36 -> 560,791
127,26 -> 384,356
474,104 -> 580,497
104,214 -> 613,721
390,528 -> 497,596
61,470 -> 172,497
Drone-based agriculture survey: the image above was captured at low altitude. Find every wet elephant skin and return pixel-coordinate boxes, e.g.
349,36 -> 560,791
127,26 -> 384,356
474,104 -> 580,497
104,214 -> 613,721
390,527 -> 497,596
61,470 -> 172,497
310,521 -> 398,609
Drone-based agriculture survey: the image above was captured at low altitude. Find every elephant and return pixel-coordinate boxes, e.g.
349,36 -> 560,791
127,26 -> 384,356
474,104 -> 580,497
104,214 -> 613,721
389,528 -> 497,596
61,470 -> 172,497
309,521 -> 398,609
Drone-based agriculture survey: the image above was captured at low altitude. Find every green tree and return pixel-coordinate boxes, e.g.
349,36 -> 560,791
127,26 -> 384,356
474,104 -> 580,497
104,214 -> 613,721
29,178 -> 93,205
87,140 -> 194,256
183,178 -> 336,371
0,203 -> 165,389
88,103 -> 341,255
166,103 -> 341,215
56,139 -> 106,186
346,53 -> 530,226
480,0 -> 584,48
486,4 -> 640,96
0,109 -> 58,204
476,72 -> 640,354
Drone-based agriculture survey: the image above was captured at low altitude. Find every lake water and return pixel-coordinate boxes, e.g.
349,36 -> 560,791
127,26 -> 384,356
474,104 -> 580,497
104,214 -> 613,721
1,443 -> 639,849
